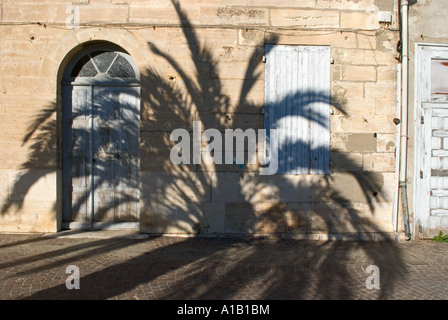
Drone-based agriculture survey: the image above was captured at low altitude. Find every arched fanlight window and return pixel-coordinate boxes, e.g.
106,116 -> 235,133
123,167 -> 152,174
71,50 -> 136,78
63,44 -> 140,84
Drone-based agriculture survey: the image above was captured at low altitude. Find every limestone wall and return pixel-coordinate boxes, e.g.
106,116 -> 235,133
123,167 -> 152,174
0,0 -> 400,238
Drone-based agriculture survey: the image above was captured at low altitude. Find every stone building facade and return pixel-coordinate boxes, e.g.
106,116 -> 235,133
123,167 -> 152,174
0,0 -> 402,240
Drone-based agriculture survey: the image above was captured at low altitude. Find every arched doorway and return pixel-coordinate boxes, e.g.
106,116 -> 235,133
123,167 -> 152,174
61,43 -> 141,230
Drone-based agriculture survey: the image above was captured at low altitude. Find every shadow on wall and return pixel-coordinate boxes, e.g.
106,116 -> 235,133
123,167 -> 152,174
138,1 -> 388,237
1,105 -> 58,215
1,0 -> 390,238
0,0 -> 406,301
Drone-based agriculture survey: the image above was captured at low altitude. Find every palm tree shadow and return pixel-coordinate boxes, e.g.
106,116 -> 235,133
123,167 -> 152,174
1,106 -> 58,215
2,0 -> 406,300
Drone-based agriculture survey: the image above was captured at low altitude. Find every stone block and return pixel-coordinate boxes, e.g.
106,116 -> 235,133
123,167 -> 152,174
341,98 -> 376,116
253,203 -> 311,234
364,82 -> 396,99
274,31 -> 357,49
330,171 -> 384,204
210,172 -> 240,202
377,65 -> 397,83
363,152 -> 396,172
208,45 -> 261,64
331,114 -> 396,133
2,3 -> 67,23
331,81 -> 365,105
363,49 -> 397,66
216,79 -> 264,103
331,133 -> 377,153
306,202 -> 391,234
199,112 -> 263,130
357,33 -> 377,50
200,202 -> 226,234
0,61 -> 42,78
224,202 -> 256,233
140,201 -> 201,234
237,29 -> 265,47
341,11 -> 379,30
140,171 -> 211,204
0,200 -> 57,233
375,99 -> 397,115
376,31 -> 398,52
140,111 -> 196,132
247,0 -> 316,7
217,61 -> 264,80
332,48 -> 365,65
224,202 -> 310,234
129,3 -> 200,25
270,9 -> 339,28
200,6 -> 268,26
2,76 -> 54,96
0,170 -> 9,203
238,173 -> 327,204
330,151 -> 363,171
376,172 -> 395,203
341,65 -> 377,82
0,147 -> 29,169
78,3 -> 129,23
195,28 -> 239,47
238,173 -> 278,203
316,0 -> 373,10
8,170 -> 57,202
376,133 -> 396,152
345,133 -> 378,152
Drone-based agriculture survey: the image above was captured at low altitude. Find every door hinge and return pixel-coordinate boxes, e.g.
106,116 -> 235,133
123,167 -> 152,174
421,115 -> 424,124
420,170 -> 424,179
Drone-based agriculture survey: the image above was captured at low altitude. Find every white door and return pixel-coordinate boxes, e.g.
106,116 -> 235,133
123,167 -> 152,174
415,44 -> 448,235
61,47 -> 141,229
92,86 -> 140,223
63,85 -> 140,227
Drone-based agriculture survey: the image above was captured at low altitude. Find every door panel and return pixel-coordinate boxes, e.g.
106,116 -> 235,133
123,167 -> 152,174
70,86 -> 92,222
92,86 -> 140,222
63,85 -> 140,226
422,104 -> 448,223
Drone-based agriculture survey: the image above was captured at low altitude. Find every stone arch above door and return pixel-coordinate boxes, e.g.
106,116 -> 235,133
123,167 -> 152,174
63,43 -> 140,85
40,28 -> 149,90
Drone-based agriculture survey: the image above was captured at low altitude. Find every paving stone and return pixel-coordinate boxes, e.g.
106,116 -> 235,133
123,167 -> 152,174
0,232 -> 447,300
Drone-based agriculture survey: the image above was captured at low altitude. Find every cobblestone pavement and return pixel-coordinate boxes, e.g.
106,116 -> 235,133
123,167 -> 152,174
0,230 -> 447,300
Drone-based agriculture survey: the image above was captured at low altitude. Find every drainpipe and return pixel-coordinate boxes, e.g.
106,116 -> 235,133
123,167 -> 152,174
399,0 -> 411,241
393,62 -> 401,241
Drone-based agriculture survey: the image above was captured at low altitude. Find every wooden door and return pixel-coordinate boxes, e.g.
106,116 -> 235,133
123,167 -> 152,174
92,86 -> 140,222
62,85 -> 140,228
415,44 -> 448,235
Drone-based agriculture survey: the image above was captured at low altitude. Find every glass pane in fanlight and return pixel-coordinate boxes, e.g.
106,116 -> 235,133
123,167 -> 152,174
71,54 -> 97,77
107,55 -> 136,78
91,51 -> 117,73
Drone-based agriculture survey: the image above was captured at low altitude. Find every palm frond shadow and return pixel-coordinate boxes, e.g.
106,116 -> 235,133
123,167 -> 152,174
2,0 -> 406,300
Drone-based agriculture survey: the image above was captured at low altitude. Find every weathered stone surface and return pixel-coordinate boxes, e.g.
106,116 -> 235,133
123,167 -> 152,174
0,0 -> 399,236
